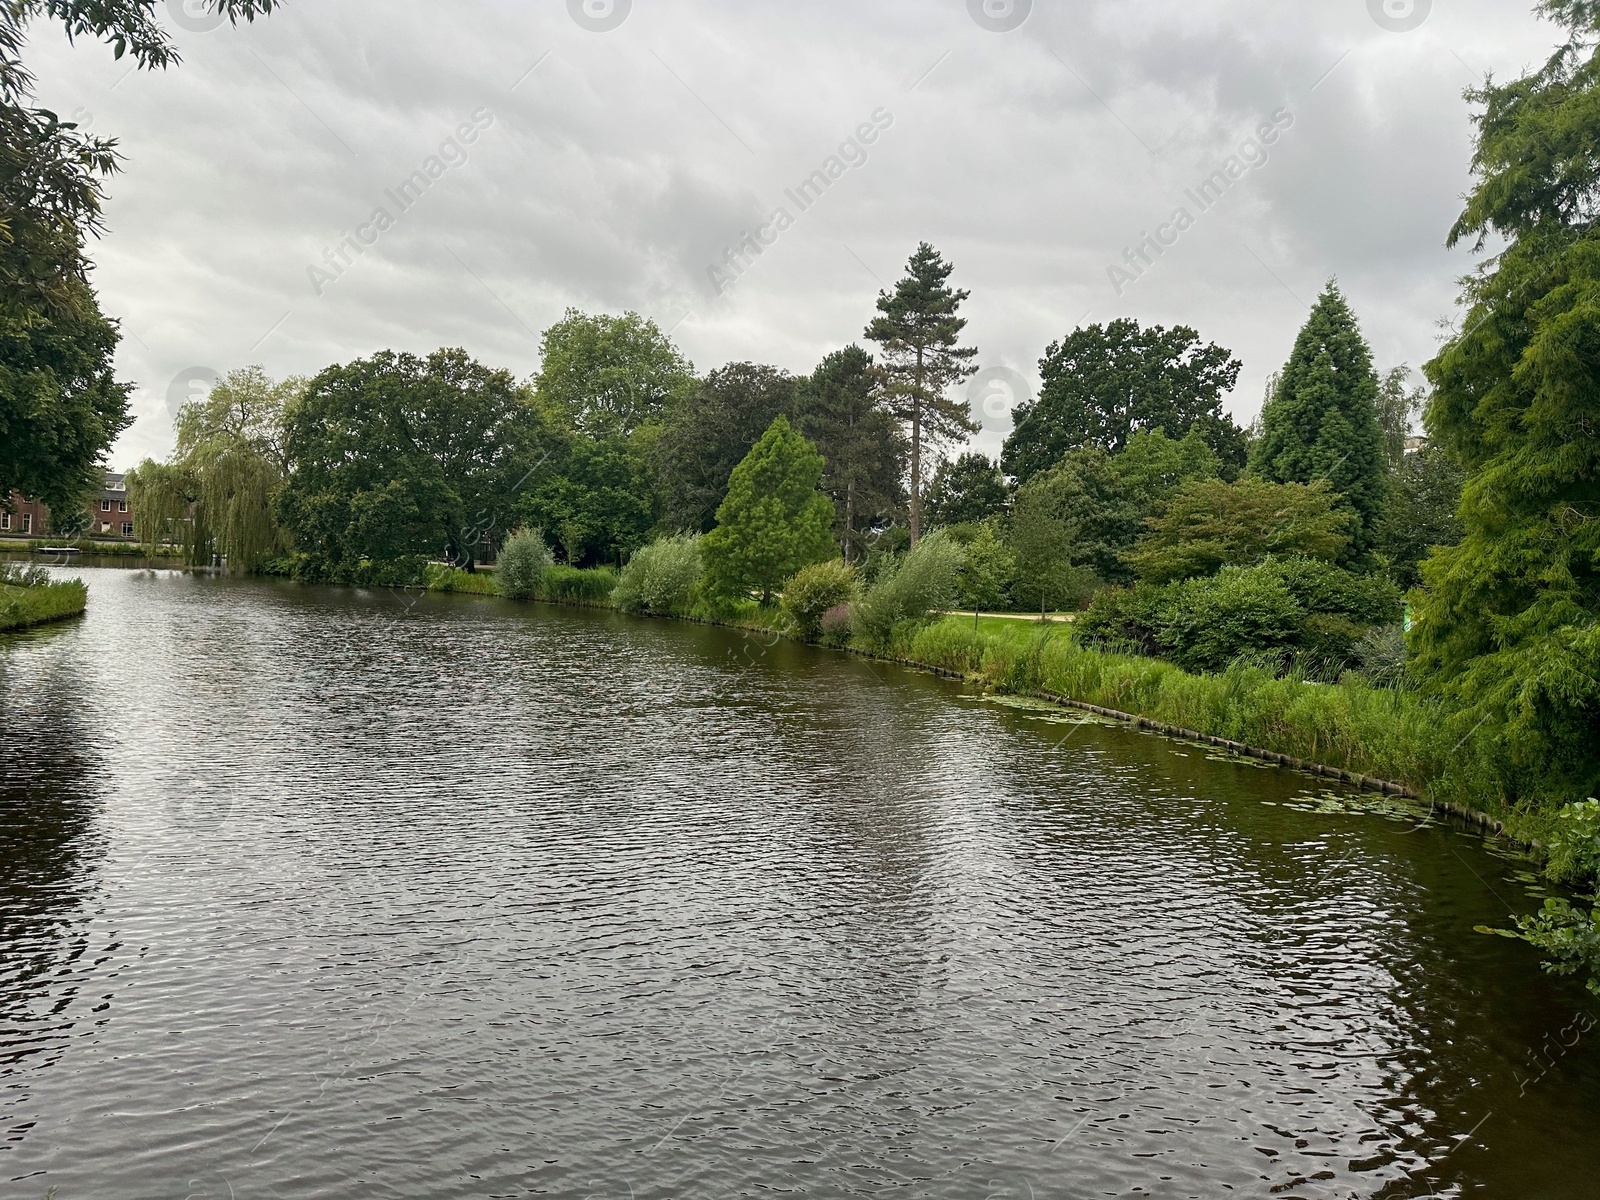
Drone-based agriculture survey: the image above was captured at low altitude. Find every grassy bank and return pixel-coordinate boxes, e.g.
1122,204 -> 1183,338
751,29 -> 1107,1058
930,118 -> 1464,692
421,563 -> 1529,839
0,578 -> 88,631
0,537 -> 180,557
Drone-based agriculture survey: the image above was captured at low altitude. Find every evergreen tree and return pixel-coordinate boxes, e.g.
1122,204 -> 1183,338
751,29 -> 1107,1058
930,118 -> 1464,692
1411,0 -> 1600,805
1250,281 -> 1388,561
702,416 -> 836,603
926,451 -> 1008,527
863,242 -> 979,543
793,345 -> 905,560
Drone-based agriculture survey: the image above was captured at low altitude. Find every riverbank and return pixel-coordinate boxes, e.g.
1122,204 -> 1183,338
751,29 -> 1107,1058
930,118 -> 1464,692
422,564 -> 1530,851
0,577 -> 88,632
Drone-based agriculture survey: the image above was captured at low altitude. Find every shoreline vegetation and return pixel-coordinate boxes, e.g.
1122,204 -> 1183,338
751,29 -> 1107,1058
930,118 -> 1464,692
421,559 -> 1526,847
0,563 -> 87,632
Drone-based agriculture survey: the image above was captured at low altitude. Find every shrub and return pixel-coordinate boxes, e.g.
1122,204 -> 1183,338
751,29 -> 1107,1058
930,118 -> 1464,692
1078,585 -> 1167,656
1353,623 -> 1408,687
614,534 -> 703,616
497,528 -> 553,600
819,602 -> 852,645
0,561 -> 52,587
1544,799 -> 1600,888
851,530 -> 964,649
1158,567 -> 1302,673
540,564 -> 617,604
780,559 -> 858,640
1265,556 -> 1402,625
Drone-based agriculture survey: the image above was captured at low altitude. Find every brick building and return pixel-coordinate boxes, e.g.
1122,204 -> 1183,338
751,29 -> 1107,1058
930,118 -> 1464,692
2,470 -> 136,541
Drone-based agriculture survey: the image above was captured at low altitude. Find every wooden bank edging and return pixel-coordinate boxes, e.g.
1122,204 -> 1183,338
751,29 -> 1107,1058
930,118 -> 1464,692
460,588 -> 1518,843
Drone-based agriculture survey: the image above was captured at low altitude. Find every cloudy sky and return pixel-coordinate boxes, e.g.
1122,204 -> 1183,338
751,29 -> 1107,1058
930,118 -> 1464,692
27,0 -> 1564,469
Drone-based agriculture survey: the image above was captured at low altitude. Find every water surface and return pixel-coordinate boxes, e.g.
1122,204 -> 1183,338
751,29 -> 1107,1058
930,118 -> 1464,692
2,568 -> 1596,1199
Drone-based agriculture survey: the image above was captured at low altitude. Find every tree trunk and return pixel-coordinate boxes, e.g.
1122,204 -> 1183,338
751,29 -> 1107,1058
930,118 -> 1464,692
845,478 -> 855,562
910,346 -> 925,545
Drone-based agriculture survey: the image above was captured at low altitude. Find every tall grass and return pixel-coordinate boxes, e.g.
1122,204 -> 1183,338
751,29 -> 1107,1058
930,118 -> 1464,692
0,578 -> 88,631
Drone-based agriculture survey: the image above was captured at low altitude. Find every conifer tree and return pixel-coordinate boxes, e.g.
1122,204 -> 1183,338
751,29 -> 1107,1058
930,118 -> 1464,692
863,243 -> 979,543
702,416 -> 836,603
1250,281 -> 1387,561
1411,0 -> 1600,806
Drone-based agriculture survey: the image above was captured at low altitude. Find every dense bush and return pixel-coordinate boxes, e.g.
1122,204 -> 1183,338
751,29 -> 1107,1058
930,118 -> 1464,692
539,564 -> 617,604
851,530 -> 964,649
614,534 -> 703,616
497,528 -> 553,600
1079,556 -> 1401,675
780,559 -> 858,640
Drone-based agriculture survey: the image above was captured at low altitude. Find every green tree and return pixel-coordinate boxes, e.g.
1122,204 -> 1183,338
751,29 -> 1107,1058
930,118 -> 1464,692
1376,365 -> 1427,472
657,361 -> 797,533
1007,445 -> 1140,584
701,415 -> 835,603
926,451 -> 1008,527
863,242 -> 979,543
1410,0 -> 1600,807
279,349 -> 552,578
1250,282 -> 1388,561
127,365 -> 301,570
793,345 -> 905,560
519,427 -> 656,566
957,523 -> 1015,624
533,309 -> 694,437
1002,319 -> 1244,484
1125,477 -> 1352,583
0,282 -> 130,514
1376,441 -> 1464,590
1109,427 -> 1220,512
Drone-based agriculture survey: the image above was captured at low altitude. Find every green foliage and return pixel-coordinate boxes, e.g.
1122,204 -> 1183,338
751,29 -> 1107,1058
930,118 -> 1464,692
424,564 -> 498,595
927,451 -> 1008,527
1509,900 -> 1600,997
702,415 -> 835,602
863,242 -> 979,540
0,560 -> 50,587
1002,319 -> 1244,483
0,573 -> 86,630
0,284 -> 131,514
614,533 -> 703,616
128,366 -> 300,571
1250,281 -> 1389,561
851,528 -> 964,648
538,564 -> 617,604
793,345 -> 905,560
780,558 -> 859,641
1377,441 -> 1465,590
1544,799 -> 1600,888
657,361 -> 797,534
1080,557 -> 1401,675
279,348 -> 552,580
956,523 -> 1015,613
1353,623 -> 1408,687
496,528 -> 553,600
520,427 -> 656,568
1408,2 -> 1600,811
1125,477 -> 1352,583
1110,428 -> 1221,509
532,309 -> 693,437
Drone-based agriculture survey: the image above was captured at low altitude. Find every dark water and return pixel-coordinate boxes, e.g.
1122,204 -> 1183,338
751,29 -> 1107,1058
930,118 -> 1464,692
2,568 -> 1597,1200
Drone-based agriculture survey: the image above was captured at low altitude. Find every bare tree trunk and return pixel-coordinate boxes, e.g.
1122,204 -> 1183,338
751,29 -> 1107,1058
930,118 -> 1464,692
845,479 -> 855,562
909,347 -> 925,545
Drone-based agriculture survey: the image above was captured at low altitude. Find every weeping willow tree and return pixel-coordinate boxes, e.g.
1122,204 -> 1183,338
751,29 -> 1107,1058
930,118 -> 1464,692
127,366 -> 302,570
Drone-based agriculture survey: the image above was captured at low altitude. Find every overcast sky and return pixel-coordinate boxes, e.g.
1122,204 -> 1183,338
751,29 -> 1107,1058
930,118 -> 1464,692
28,0 -> 1563,469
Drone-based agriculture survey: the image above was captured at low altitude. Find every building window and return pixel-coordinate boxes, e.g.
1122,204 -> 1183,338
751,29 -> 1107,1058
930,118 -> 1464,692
121,522 -> 134,537
100,499 -> 111,512
100,522 -> 110,533
21,513 -> 32,533
118,500 -> 128,513
0,512 -> 8,530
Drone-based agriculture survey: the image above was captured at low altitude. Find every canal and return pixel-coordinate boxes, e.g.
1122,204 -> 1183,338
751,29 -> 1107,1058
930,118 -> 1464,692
2,567 -> 1596,1198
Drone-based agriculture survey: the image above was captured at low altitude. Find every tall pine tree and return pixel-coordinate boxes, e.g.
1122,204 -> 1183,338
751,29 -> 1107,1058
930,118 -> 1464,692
1250,281 -> 1387,561
864,242 -> 979,543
